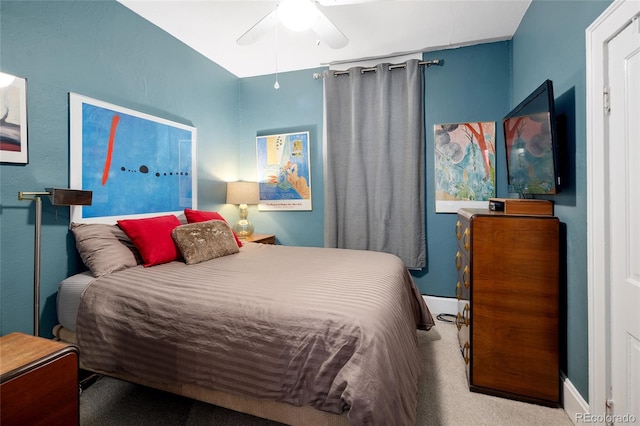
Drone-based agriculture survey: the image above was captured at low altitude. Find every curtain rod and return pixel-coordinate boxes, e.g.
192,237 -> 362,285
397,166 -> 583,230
313,59 -> 442,79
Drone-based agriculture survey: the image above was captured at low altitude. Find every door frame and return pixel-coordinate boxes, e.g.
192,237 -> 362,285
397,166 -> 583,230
586,0 -> 640,416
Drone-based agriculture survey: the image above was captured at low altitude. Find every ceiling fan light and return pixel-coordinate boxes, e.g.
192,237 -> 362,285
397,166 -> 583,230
278,0 -> 319,32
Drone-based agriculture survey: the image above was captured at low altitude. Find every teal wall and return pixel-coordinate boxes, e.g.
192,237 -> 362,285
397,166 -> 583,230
229,71 -> 327,247
510,0 -> 610,402
419,42 -> 511,295
0,0 -> 239,336
232,43 -> 511,297
0,0 -> 612,406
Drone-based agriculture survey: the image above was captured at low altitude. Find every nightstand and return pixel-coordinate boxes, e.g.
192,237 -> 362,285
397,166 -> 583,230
244,233 -> 276,244
0,332 -> 79,425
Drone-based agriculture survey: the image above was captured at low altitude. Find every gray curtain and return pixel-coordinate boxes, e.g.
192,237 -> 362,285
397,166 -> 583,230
324,59 -> 426,268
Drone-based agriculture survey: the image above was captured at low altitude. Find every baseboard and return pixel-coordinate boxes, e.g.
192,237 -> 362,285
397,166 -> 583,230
423,295 -> 589,425
422,295 -> 458,317
562,374 -> 589,425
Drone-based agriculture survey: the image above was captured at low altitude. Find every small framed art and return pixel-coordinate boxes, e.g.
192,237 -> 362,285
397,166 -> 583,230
0,73 -> 28,164
256,131 -> 311,211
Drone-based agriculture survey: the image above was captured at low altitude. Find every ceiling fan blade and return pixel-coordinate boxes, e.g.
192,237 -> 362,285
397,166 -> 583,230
236,7 -> 278,45
311,9 -> 348,49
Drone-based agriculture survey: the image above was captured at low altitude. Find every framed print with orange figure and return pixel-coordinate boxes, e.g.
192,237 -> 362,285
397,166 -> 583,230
256,131 -> 311,211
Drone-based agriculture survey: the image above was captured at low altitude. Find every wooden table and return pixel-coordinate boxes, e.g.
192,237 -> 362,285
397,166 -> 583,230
1,332 -> 79,425
243,233 -> 276,244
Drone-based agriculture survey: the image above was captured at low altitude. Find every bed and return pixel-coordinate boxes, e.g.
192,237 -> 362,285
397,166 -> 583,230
53,214 -> 434,425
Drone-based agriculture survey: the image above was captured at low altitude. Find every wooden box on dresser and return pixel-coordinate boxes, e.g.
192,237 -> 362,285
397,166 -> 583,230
0,332 -> 79,425
455,208 -> 560,406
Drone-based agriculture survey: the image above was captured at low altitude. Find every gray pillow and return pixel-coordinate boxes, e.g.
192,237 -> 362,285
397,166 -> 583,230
171,220 -> 239,265
71,223 -> 142,277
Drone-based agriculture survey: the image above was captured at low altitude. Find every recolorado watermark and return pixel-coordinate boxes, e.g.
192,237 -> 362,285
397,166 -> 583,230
576,413 -> 637,423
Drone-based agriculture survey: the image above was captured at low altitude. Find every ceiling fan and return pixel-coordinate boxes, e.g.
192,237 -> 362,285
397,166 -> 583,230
237,0 -> 370,49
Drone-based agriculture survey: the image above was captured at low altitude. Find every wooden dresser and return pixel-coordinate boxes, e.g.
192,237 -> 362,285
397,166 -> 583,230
0,332 -> 79,425
455,208 -> 560,406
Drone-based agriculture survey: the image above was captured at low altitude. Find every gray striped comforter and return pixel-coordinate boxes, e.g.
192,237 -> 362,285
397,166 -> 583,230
77,243 -> 434,425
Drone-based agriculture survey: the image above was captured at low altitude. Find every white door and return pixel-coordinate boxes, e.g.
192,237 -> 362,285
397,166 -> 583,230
607,15 -> 640,421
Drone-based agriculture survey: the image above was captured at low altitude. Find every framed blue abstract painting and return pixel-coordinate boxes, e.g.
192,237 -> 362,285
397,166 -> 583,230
69,93 -> 197,223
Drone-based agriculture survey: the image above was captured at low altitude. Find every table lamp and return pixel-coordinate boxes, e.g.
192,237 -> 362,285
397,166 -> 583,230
226,182 -> 259,239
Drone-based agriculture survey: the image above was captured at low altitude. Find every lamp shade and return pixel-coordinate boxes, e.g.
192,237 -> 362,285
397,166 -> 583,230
226,181 -> 259,205
46,188 -> 93,206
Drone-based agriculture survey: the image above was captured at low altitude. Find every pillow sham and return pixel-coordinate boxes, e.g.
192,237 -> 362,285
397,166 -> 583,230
183,208 -> 243,247
117,215 -> 182,267
70,222 -> 141,277
172,220 -> 239,265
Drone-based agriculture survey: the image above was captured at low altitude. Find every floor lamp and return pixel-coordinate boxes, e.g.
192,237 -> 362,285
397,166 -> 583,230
18,188 -> 92,336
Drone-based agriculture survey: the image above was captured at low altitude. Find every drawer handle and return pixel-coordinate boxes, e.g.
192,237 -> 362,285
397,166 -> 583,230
456,220 -> 462,240
463,266 -> 470,288
463,341 -> 470,364
456,281 -> 461,300
455,252 -> 462,270
463,228 -> 470,251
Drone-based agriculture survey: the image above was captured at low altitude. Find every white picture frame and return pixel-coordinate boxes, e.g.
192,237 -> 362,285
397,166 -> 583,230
0,73 -> 28,164
256,131 -> 312,211
69,93 -> 197,223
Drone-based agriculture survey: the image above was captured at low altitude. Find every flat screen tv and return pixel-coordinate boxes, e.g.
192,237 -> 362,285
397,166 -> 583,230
502,79 -> 560,196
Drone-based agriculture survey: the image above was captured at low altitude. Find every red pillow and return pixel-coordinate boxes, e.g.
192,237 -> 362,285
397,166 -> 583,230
117,215 -> 182,267
183,208 -> 243,247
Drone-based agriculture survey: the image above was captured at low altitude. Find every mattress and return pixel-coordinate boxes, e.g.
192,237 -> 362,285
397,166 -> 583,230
56,271 -> 95,332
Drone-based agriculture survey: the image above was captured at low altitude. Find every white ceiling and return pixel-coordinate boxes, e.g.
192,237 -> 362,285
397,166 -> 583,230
117,0 -> 531,78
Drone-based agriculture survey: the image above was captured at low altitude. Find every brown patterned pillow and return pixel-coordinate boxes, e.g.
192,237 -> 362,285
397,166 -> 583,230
171,220 -> 239,265
71,222 -> 142,277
